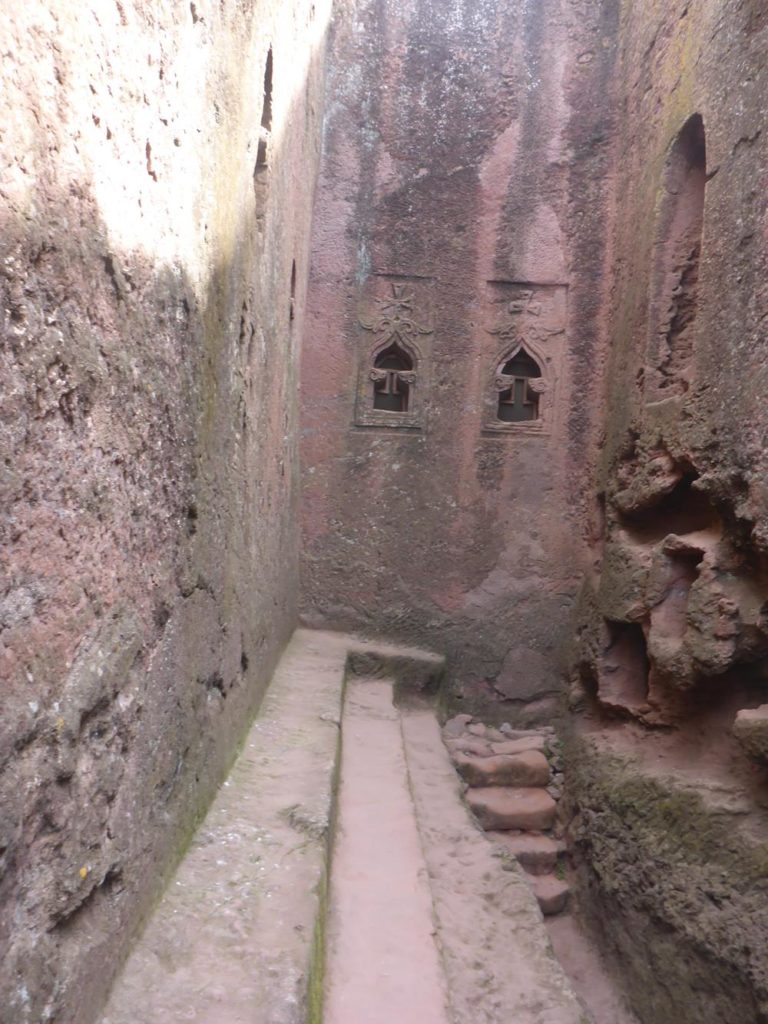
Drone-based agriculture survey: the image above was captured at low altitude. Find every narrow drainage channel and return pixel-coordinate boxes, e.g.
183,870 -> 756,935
324,677 -> 450,1024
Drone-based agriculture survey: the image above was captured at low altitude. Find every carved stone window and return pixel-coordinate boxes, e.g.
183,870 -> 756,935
354,279 -> 432,431
483,338 -> 554,435
496,349 -> 543,422
371,341 -> 415,412
481,280 -> 565,436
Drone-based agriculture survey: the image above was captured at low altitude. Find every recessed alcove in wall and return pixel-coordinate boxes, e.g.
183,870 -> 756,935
646,113 -> 707,399
650,542 -> 705,649
616,470 -> 720,545
255,47 -> 274,173
598,619 -> 650,715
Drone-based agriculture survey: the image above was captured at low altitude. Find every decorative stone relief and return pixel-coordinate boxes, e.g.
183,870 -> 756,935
354,275 -> 433,430
481,281 -> 567,435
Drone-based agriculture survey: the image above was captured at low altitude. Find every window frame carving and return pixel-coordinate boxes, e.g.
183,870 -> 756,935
354,280 -> 432,431
483,334 -> 554,436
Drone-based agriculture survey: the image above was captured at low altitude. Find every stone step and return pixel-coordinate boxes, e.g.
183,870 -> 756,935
466,786 -> 556,831
454,749 -> 550,788
490,736 -> 546,755
529,874 -> 570,916
445,735 -> 495,758
488,832 -> 566,876
500,725 -> 555,739
442,713 -> 474,738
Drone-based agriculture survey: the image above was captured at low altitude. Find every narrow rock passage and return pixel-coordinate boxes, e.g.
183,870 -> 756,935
324,678 -> 450,1024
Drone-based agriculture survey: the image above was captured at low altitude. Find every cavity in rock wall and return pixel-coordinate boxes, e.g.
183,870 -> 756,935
0,2 -> 330,1020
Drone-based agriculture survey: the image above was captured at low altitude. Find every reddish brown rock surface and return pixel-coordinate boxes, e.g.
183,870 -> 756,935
299,0 -> 611,719
454,749 -> 551,788
732,705 -> 768,763
0,3 -> 329,1021
466,786 -> 557,832
489,832 -> 566,876
530,875 -> 570,917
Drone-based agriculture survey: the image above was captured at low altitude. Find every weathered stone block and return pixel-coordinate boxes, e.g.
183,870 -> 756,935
733,705 -> 768,763
454,750 -> 551,788
466,787 -> 556,832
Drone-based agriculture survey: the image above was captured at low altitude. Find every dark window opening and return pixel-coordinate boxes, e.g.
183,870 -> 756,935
497,349 -> 541,422
256,48 -> 273,169
372,341 -> 413,413
289,259 -> 296,323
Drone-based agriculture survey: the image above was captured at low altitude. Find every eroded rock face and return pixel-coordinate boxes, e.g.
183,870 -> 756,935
563,0 -> 768,1020
0,2 -> 329,1021
566,0 -> 768,734
565,737 -> 768,1024
733,706 -> 768,763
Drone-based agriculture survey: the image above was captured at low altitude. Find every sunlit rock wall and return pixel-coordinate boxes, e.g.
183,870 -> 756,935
0,2 -> 330,1020
300,0 -> 616,716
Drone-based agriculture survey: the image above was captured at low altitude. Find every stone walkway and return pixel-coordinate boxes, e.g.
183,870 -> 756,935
324,680 -> 449,1024
326,677 -> 587,1024
101,629 -> 591,1024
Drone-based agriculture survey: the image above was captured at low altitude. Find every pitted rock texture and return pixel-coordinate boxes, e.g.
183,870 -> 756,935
562,2 -> 768,1014
0,2 -> 329,1021
733,706 -> 768,764
569,0 -> 768,730
565,734 -> 768,1024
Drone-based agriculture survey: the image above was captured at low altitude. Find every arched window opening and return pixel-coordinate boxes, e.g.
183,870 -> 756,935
256,48 -> 273,169
497,349 -> 542,422
650,113 -> 706,396
371,341 -> 414,413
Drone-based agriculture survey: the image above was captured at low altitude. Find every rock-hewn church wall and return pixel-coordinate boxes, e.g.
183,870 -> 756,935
0,3 -> 329,1020
300,0 -> 616,716
571,0 -> 768,730
566,1 -> 768,1020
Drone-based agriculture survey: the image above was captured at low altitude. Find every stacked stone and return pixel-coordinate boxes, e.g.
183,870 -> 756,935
443,715 -> 570,916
